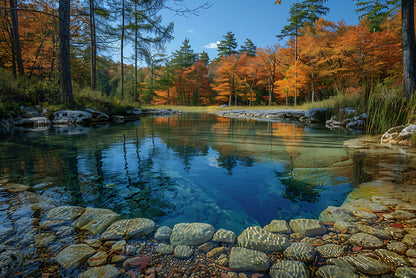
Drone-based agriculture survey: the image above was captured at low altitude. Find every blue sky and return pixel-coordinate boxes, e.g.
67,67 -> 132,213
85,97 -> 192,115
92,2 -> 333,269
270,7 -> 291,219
160,0 -> 360,60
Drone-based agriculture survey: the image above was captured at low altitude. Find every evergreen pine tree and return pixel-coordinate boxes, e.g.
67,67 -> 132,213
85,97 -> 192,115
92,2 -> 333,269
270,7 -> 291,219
171,38 -> 197,68
217,31 -> 238,57
239,38 -> 257,56
199,51 -> 210,65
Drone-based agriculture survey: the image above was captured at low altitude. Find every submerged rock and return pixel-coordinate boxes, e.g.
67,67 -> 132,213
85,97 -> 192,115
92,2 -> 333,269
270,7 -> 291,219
212,228 -> 236,244
237,226 -> 290,252
170,223 -> 215,246
47,206 -> 84,221
349,232 -> 384,249
174,245 -> 194,259
319,206 -> 357,223
78,265 -> 120,278
263,219 -> 292,234
345,255 -> 390,275
101,218 -> 155,240
316,265 -> 357,278
55,244 -> 96,269
154,226 -> 172,241
270,260 -> 309,278
284,242 -> 316,262
375,249 -> 408,268
316,244 -> 345,258
155,243 -> 174,255
289,219 -> 327,236
229,247 -> 270,272
0,245 -> 23,278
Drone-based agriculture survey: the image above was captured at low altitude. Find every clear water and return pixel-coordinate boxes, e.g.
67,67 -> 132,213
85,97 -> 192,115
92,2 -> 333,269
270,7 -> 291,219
0,113 -> 357,233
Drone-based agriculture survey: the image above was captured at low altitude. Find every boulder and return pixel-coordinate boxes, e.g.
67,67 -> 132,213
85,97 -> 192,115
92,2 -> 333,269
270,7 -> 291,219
237,226 -> 290,252
55,244 -> 96,269
381,125 -> 416,146
72,207 -> 117,228
174,245 -> 194,259
85,108 -> 110,122
47,206 -> 84,221
319,206 -> 357,223
284,242 -> 316,262
316,265 -> 357,278
349,233 -> 384,249
101,218 -> 155,240
263,220 -> 292,234
212,228 -> 236,244
14,117 -> 51,127
170,223 -> 215,246
345,255 -> 390,275
289,219 -> 327,236
154,226 -> 172,241
305,108 -> 331,123
270,260 -> 309,278
229,247 -> 270,272
52,110 -> 93,125
78,265 -> 120,278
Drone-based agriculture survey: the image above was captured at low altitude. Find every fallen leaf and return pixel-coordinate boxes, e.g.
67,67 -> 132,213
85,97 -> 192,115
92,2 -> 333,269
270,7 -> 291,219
390,223 -> 403,228
126,270 -> 137,278
127,254 -> 150,271
352,246 -> 362,252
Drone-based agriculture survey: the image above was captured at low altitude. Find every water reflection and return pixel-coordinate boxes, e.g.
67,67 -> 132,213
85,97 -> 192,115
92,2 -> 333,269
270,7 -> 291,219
0,113 -> 356,233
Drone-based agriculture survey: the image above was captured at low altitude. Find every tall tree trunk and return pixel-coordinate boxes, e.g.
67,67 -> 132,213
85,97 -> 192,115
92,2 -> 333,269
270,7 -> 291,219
294,26 -> 298,106
9,0 -> 24,76
59,0 -> 75,107
120,0 -> 125,100
402,0 -> 416,98
89,0 -> 96,90
134,1 -> 138,102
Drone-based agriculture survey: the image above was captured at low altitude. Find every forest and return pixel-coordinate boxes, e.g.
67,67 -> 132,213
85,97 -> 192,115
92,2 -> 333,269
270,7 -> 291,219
0,0 -> 413,111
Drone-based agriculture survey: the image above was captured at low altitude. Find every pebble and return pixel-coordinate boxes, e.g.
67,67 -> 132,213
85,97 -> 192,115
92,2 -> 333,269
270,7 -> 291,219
316,244 -> 345,258
212,228 -> 236,244
174,245 -> 194,259
387,241 -> 408,255
206,247 -> 227,258
88,251 -> 107,267
406,249 -> 416,258
395,267 -> 416,278
289,219 -> 327,237
154,226 -> 172,241
263,219 -> 292,234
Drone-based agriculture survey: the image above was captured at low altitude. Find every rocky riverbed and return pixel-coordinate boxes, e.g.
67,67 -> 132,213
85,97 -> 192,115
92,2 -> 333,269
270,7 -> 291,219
1,136 -> 416,278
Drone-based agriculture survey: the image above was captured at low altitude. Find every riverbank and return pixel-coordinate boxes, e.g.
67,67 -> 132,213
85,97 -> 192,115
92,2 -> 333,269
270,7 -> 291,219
1,136 -> 416,277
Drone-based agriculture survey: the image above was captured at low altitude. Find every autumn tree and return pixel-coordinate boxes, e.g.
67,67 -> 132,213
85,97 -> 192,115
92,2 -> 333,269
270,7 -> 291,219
212,54 -> 239,106
355,0 -> 416,98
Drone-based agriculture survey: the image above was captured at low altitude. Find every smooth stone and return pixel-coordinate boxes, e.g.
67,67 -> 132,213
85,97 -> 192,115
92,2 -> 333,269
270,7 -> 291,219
84,239 -> 101,248
395,267 -> 416,278
343,199 -> 389,212
207,247 -> 227,258
334,221 -> 355,233
56,226 -> 75,237
212,228 -> 237,244
47,206 -> 84,221
270,260 -> 309,278
155,243 -> 174,255
170,223 -> 215,246
112,240 -> 126,251
351,209 -> 378,220
216,254 -> 228,266
349,233 -> 384,248
327,257 -> 357,273
229,247 -> 270,272
55,244 -> 96,269
154,226 -> 172,241
396,203 -> 416,212
88,251 -> 107,267
345,255 -> 390,275
375,249 -> 408,268
355,224 -> 392,239
110,254 -> 127,264
263,220 -> 292,234
387,241 -> 408,255
403,234 -> 416,246
316,244 -> 345,258
34,233 -> 56,247
102,218 -> 155,240
125,245 -> 136,256
237,226 -> 290,252
198,242 -> 216,253
174,245 -> 194,259
71,207 -> 116,228
316,265 -> 357,278
385,210 -> 416,220
284,242 -> 316,263
39,219 -> 66,229
409,258 -> 416,267
407,249 -> 416,258
78,265 -> 120,278
81,213 -> 121,234
289,219 -> 327,236
319,206 -> 357,223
